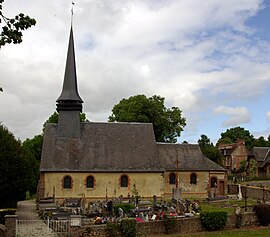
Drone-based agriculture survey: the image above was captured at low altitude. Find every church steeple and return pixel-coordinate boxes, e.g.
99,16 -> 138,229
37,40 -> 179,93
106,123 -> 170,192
56,26 -> 83,138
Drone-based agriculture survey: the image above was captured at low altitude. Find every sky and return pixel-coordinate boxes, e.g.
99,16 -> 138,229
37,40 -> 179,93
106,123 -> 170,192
1,0 -> 270,144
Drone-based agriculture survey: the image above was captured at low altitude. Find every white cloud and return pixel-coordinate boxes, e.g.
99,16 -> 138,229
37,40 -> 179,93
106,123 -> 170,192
1,0 -> 269,141
266,112 -> 270,124
213,106 -> 251,127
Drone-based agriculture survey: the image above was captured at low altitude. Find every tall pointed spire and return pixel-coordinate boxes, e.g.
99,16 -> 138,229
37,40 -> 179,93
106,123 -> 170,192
56,26 -> 83,138
57,26 -> 83,105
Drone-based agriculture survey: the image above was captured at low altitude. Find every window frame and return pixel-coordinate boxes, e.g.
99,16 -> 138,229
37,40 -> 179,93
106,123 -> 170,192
190,173 -> 197,185
169,173 -> 176,185
63,175 -> 72,189
86,175 -> 94,189
120,175 -> 129,188
210,177 -> 218,188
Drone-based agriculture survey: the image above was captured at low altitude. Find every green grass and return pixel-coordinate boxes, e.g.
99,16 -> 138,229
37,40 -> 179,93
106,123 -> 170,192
169,228 -> 270,237
199,199 -> 257,214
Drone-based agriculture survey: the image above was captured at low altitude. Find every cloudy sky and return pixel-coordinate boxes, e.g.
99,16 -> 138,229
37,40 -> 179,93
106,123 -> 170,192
1,0 -> 270,144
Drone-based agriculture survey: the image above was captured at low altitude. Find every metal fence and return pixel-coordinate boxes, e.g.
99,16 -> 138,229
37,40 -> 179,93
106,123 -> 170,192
16,219 -> 70,237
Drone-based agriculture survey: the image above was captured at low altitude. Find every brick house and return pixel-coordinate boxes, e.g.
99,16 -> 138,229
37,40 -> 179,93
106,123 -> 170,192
218,139 -> 248,173
252,147 -> 270,177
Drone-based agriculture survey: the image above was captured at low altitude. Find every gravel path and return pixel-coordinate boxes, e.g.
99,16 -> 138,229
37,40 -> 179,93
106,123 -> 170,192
15,200 -> 59,237
16,200 -> 39,220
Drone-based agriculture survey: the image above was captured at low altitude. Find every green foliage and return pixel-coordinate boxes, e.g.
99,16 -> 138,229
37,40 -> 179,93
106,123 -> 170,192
0,123 -> 38,207
120,218 -> 136,237
0,0 -> 36,47
107,222 -> 121,237
22,135 -> 43,162
253,204 -> 270,226
109,94 -> 186,143
218,126 -> 255,150
164,215 -> 177,234
253,136 -> 269,147
198,134 -> 223,164
200,211 -> 227,231
113,203 -> 135,216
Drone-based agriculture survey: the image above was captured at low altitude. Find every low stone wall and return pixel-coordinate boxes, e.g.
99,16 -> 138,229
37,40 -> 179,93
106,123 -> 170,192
70,212 -> 258,237
242,185 -> 270,201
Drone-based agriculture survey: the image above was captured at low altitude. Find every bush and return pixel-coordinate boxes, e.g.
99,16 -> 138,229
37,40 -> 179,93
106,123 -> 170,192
113,203 -> 135,217
253,204 -> 270,226
164,215 -> 177,234
107,222 -> 121,237
121,218 -> 136,237
200,211 -> 227,231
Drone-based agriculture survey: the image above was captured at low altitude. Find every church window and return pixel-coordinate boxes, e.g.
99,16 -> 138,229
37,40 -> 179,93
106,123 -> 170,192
190,173 -> 197,185
169,173 -> 176,185
63,176 -> 72,189
86,175 -> 94,188
120,175 -> 128,187
211,177 -> 217,188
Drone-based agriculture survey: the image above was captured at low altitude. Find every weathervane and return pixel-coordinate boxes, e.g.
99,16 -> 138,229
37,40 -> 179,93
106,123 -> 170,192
71,1 -> 75,25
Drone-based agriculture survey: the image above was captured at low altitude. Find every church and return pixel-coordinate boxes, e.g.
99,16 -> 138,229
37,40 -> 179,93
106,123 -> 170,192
38,26 -> 227,205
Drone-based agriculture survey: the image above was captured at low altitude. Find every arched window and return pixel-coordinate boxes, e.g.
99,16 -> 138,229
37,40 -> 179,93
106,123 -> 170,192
169,173 -> 176,185
190,173 -> 197,185
63,176 -> 72,189
211,177 -> 217,188
86,176 -> 94,188
120,175 -> 128,187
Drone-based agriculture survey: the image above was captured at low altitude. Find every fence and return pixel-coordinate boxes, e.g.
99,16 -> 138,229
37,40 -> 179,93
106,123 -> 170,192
16,219 -> 70,237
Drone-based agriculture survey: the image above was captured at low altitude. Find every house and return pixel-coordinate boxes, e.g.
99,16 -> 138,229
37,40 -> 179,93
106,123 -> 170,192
218,139 -> 248,173
252,147 -> 270,177
38,26 -> 227,205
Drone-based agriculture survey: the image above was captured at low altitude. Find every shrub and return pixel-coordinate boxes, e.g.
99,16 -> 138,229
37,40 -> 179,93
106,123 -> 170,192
113,203 -> 135,217
121,218 -> 136,237
107,222 -> 121,237
253,204 -> 270,226
164,215 -> 177,234
200,211 -> 227,231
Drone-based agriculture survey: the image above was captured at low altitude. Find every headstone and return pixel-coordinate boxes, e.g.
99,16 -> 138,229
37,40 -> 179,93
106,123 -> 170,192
118,208 -> 124,218
119,195 -> 123,204
172,188 -> 181,200
153,195 -> 157,207
238,184 -> 242,200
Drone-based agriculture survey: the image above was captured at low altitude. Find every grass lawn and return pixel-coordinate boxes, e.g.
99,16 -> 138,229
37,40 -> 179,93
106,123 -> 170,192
167,227 -> 270,237
199,198 -> 257,214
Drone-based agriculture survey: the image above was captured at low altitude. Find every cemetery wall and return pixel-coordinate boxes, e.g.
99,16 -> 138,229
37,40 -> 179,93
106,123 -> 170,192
70,212 -> 258,237
241,185 -> 270,201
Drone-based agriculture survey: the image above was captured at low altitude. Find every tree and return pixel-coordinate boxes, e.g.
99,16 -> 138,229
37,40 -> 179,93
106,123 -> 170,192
22,135 -> 43,162
108,95 -> 186,143
217,126 -> 255,150
198,134 -> 223,165
253,136 -> 269,147
0,0 -> 36,48
0,123 -> 37,208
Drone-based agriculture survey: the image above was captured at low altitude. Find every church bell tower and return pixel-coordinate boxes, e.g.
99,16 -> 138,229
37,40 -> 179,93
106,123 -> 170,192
56,26 -> 83,138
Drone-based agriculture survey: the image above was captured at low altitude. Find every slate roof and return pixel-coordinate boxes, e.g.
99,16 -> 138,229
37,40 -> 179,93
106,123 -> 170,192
158,143 -> 226,171
252,147 -> 270,167
40,122 -> 163,172
57,27 -> 83,103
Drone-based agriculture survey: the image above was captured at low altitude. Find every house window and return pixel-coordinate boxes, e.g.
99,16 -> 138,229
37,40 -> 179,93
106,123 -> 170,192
225,157 -> 231,166
63,176 -> 72,189
190,173 -> 197,185
86,175 -> 94,188
120,175 -> 128,187
211,177 -> 217,188
169,173 -> 176,185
